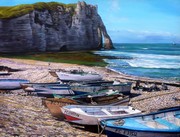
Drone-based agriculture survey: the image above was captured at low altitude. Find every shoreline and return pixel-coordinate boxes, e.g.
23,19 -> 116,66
1,56 -> 178,84
106,67 -> 180,87
0,57 -> 180,136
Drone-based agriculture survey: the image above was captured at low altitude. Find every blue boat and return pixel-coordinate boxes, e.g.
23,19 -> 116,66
0,78 -> 29,90
36,90 -> 86,98
20,82 -> 62,89
26,86 -> 81,98
21,83 -> 86,98
100,107 -> 180,137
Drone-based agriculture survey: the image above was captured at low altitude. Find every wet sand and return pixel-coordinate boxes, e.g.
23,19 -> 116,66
0,57 -> 179,137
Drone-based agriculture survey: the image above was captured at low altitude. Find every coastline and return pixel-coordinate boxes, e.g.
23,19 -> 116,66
0,57 -> 180,136
106,67 -> 180,87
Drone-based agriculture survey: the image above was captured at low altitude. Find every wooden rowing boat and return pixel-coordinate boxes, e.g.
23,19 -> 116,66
61,105 -> 141,125
100,107 -> 180,137
44,91 -> 130,119
42,98 -> 78,119
70,89 -> 130,105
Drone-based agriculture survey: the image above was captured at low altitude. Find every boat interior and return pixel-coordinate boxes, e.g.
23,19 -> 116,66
67,106 -> 140,116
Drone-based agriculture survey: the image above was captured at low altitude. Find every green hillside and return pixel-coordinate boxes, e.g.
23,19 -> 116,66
0,2 -> 76,19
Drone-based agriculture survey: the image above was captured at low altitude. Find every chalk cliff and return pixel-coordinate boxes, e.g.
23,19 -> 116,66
0,2 -> 113,53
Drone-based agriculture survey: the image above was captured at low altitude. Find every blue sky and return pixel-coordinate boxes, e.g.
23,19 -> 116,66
1,0 -> 180,43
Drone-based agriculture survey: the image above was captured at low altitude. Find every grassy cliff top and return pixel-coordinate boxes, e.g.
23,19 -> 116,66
0,2 -> 76,19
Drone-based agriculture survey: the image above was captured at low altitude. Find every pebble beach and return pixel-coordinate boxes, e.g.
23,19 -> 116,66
0,57 -> 180,137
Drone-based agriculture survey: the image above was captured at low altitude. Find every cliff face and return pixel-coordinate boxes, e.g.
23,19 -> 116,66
0,2 -> 113,53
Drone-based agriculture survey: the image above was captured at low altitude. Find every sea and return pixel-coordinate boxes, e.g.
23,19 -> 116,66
94,43 -> 180,82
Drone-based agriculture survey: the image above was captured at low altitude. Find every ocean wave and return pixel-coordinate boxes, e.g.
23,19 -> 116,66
95,44 -> 180,80
125,59 -> 180,69
95,51 -> 180,60
130,53 -> 180,61
103,56 -> 180,69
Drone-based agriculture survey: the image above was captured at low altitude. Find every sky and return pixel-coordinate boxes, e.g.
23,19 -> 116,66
1,0 -> 180,43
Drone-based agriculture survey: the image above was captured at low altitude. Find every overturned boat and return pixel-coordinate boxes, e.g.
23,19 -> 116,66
0,78 -> 29,90
55,70 -> 102,82
0,71 -> 11,76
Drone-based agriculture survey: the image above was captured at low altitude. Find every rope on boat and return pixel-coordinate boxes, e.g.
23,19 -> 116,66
98,119 -> 106,137
113,119 -> 125,126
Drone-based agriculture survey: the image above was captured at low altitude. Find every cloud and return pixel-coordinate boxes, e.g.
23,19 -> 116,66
108,29 -> 180,43
110,0 -> 120,10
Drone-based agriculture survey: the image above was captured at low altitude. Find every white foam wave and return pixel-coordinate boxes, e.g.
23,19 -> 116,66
95,51 -> 180,60
95,51 -> 180,69
125,59 -> 180,69
130,53 -> 180,61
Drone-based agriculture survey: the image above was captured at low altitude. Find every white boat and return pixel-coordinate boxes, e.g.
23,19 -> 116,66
61,105 -> 141,125
56,70 -> 102,82
0,78 -> 29,90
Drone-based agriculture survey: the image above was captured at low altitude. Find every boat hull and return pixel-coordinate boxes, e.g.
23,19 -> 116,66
20,82 -> 61,90
73,94 -> 130,106
34,89 -> 86,98
53,89 -> 130,106
71,83 -> 132,95
0,71 -> 11,76
36,91 -> 74,98
42,98 -> 78,119
0,79 -> 29,90
104,127 -> 180,137
56,72 -> 102,82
